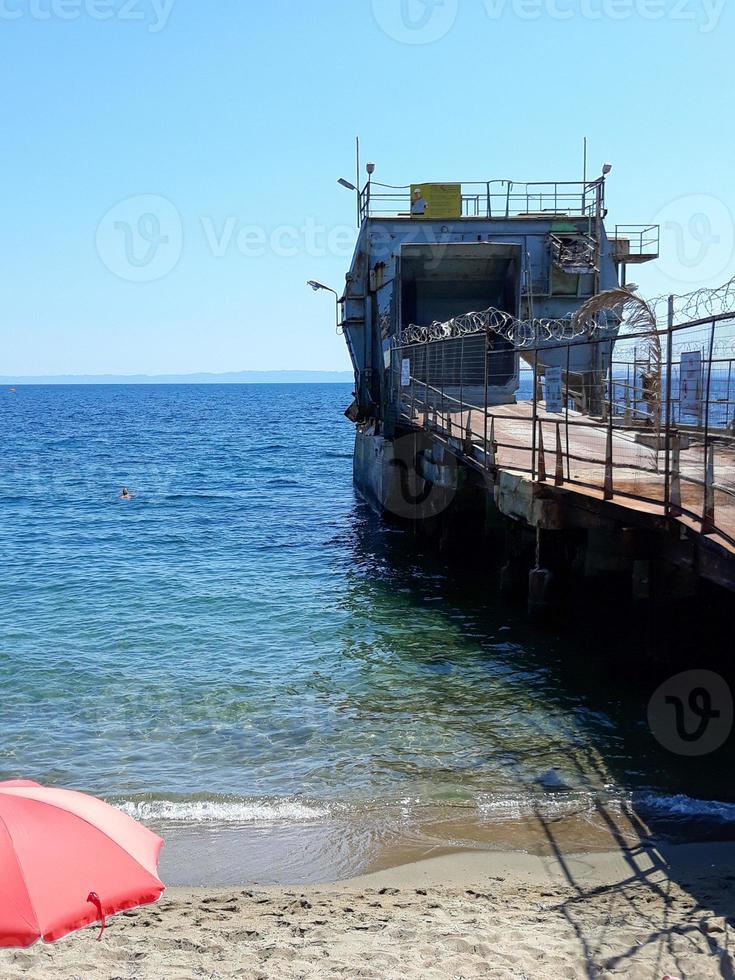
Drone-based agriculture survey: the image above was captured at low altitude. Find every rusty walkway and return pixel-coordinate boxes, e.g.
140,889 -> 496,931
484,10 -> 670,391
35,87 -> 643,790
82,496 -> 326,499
392,308 -> 735,591
402,397 -> 735,560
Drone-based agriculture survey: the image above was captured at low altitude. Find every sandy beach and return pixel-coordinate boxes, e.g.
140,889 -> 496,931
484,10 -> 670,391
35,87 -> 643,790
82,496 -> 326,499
3,842 -> 734,979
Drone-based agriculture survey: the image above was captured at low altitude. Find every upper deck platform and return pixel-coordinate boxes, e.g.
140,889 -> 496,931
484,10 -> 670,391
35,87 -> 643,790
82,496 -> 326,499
357,178 -> 659,265
359,178 -> 606,222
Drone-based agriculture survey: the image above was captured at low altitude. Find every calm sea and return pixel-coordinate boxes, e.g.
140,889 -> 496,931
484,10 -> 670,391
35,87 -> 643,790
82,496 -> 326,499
1,384 -> 734,883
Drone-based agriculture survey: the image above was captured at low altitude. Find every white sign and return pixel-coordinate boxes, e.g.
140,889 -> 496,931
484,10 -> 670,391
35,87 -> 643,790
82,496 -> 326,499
401,358 -> 411,387
680,351 -> 703,417
545,366 -> 563,414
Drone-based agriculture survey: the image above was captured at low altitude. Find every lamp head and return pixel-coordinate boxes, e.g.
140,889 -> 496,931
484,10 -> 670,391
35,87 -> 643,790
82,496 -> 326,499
338,178 -> 357,191
366,161 -> 376,176
307,280 -> 333,294
602,163 -> 613,176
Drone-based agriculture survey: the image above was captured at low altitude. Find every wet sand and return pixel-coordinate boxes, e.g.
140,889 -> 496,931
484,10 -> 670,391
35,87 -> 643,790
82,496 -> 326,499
3,843 -> 734,979
141,798 -> 662,887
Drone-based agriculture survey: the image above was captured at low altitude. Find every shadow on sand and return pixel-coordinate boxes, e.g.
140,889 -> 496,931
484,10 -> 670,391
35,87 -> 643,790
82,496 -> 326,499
344,500 -> 735,977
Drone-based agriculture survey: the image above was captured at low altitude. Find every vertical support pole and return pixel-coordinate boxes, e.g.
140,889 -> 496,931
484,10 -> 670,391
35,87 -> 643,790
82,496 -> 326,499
624,383 -> 632,427
702,318 -> 717,532
422,336 -> 428,428
632,350 -> 639,421
459,333 -> 465,440
537,420 -> 547,482
664,296 -> 675,516
670,435 -> 682,512
603,427 -> 614,500
594,177 -> 603,297
555,422 -> 564,487
531,350 -> 539,479
489,416 -> 497,469
703,444 -> 716,533
356,136 -> 361,228
565,342 -> 571,480
604,339 -> 614,500
441,337 -> 446,434
483,331 -> 490,470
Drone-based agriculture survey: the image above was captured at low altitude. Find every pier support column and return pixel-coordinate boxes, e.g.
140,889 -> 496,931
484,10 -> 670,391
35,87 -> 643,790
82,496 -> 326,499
631,558 -> 700,661
528,524 -> 553,620
527,527 -> 568,620
528,566 -> 555,620
499,522 -> 531,598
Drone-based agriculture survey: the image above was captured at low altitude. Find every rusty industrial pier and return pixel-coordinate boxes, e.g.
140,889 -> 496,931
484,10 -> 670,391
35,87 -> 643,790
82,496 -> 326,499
386,291 -> 735,616
321,166 -> 735,617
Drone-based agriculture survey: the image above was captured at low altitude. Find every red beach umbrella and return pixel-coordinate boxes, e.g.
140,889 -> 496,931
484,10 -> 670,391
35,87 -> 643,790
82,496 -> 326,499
0,780 -> 164,948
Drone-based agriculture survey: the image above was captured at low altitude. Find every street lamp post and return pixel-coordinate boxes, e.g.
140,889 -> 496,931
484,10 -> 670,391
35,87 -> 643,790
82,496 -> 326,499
307,280 -> 341,334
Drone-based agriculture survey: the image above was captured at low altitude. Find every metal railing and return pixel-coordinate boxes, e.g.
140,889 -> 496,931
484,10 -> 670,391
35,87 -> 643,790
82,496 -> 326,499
391,310 -> 735,548
613,225 -> 661,259
359,179 -> 604,223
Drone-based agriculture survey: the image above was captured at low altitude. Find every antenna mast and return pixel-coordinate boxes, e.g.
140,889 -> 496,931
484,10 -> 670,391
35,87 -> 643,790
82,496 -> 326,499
355,137 -> 361,227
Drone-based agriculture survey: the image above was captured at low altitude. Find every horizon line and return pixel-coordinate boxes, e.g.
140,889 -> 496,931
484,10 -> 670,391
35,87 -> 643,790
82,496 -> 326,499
1,368 -> 354,386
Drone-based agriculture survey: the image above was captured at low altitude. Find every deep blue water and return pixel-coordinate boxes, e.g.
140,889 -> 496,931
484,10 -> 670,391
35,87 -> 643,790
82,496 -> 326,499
1,384 -> 733,850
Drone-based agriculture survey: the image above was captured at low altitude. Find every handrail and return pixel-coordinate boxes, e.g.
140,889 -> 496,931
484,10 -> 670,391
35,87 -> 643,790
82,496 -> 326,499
613,224 -> 661,257
391,308 -> 735,548
359,178 -> 604,222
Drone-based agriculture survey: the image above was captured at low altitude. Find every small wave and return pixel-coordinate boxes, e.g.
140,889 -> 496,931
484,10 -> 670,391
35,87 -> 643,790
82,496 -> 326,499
116,798 -> 331,824
115,792 -> 735,830
474,790 -> 608,820
473,790 -> 735,826
636,793 -> 735,823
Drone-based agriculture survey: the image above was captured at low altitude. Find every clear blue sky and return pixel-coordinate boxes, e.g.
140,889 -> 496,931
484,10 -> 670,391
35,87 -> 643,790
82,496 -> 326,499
2,0 -> 733,376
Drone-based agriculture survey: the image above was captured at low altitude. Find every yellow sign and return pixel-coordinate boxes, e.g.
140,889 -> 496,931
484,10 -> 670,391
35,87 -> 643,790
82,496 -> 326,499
410,183 -> 462,220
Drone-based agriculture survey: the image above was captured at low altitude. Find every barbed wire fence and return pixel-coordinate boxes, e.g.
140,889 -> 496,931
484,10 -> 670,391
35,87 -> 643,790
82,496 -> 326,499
390,276 -> 735,545
396,275 -> 735,352
649,275 -> 735,332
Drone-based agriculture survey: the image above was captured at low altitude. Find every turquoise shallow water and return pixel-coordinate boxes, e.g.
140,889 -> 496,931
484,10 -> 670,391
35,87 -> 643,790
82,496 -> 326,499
1,383 -> 734,881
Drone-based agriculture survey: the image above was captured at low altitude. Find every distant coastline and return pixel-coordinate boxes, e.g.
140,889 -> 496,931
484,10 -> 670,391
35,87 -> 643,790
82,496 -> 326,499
0,370 -> 354,386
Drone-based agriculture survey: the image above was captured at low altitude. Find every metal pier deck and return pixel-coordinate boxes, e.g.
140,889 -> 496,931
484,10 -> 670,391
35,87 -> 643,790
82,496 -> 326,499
411,400 -> 735,560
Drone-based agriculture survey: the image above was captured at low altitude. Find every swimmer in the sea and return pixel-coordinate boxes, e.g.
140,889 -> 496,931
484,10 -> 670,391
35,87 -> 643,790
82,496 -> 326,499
120,487 -> 133,500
